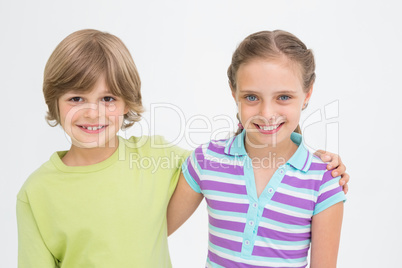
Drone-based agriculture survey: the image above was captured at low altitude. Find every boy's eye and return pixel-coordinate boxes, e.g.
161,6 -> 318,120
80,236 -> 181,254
278,95 -> 290,101
246,95 -> 258,102
69,97 -> 83,102
102,96 -> 116,102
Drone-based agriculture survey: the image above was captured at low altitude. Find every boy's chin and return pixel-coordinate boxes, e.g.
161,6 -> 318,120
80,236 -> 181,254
71,141 -> 101,149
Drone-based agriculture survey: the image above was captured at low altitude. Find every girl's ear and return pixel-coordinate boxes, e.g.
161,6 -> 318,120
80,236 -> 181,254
304,85 -> 314,106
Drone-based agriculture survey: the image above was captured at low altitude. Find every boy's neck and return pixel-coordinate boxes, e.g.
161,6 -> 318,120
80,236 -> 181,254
61,139 -> 119,167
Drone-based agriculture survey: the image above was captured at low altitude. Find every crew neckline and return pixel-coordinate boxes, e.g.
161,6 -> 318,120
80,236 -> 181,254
50,136 -> 124,173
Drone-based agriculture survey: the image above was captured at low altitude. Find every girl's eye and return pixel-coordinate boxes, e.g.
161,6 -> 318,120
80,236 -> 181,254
69,97 -> 83,102
278,95 -> 290,101
102,96 -> 116,102
246,95 -> 258,102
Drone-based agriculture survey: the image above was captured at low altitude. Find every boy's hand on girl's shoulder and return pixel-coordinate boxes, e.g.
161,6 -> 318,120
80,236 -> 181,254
314,150 -> 349,195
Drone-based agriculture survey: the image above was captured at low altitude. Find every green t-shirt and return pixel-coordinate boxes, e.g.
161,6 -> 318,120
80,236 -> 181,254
17,135 -> 190,268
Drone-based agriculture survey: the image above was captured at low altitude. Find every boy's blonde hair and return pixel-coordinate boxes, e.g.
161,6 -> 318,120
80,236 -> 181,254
43,29 -> 143,129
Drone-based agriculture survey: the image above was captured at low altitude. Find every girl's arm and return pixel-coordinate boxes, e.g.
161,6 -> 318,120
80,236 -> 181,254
167,172 -> 203,236
310,202 -> 344,268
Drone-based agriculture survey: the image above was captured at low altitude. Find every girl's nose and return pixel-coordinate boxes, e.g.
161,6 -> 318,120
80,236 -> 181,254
259,102 -> 277,122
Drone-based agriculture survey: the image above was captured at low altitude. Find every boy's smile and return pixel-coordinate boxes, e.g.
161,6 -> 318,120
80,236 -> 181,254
78,124 -> 107,133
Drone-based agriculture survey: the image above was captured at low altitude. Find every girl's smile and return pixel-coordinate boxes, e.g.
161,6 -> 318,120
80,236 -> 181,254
253,122 -> 284,134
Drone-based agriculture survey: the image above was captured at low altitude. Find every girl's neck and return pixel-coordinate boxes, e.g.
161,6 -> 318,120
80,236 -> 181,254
61,137 -> 119,166
245,135 -> 298,168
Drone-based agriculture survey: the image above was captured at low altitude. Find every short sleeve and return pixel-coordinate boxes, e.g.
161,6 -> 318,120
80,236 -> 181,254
168,168 -> 180,198
181,147 -> 203,194
313,171 -> 346,215
154,136 -> 191,198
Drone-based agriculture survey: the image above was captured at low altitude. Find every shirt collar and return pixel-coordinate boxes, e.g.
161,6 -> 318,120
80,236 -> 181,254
287,132 -> 313,172
224,130 -> 248,156
224,131 -> 312,172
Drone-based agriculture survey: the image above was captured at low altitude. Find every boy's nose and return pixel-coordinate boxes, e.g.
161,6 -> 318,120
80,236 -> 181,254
83,103 -> 100,118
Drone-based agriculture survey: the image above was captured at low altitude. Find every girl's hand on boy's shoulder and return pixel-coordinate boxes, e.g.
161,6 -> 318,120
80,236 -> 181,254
314,150 -> 349,195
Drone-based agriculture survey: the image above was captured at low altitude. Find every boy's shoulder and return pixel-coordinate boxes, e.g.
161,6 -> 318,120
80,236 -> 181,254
17,153 -> 59,202
121,135 -> 190,157
122,135 -> 175,149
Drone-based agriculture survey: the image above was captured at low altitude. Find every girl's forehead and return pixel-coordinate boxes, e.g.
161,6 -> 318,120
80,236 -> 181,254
241,57 -> 302,76
236,58 -> 304,91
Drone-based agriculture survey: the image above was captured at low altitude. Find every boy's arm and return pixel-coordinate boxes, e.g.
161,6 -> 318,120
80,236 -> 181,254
17,199 -> 57,267
315,150 -> 349,194
310,202 -> 344,268
167,172 -> 203,236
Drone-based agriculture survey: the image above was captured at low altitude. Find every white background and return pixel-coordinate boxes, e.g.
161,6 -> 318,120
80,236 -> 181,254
1,0 -> 401,267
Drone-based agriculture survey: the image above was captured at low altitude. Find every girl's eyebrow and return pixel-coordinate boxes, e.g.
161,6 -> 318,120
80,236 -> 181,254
239,89 -> 298,94
275,90 -> 298,94
238,90 -> 260,94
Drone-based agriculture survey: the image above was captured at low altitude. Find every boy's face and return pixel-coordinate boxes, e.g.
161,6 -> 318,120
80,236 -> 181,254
58,76 -> 128,149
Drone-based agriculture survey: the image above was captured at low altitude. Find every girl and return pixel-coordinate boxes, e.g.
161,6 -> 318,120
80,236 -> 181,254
168,30 -> 346,268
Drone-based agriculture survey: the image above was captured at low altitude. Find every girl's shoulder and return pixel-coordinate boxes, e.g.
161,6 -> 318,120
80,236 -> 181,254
191,136 -> 237,159
308,153 -> 332,172
184,136 -> 243,175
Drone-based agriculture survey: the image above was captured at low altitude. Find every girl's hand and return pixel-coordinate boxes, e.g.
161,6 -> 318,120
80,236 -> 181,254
314,150 -> 349,194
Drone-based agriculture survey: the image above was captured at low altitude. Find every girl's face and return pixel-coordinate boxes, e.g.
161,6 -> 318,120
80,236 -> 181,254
232,58 -> 312,150
58,76 -> 128,149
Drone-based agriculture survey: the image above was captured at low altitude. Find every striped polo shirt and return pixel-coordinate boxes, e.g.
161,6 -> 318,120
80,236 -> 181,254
182,131 -> 346,268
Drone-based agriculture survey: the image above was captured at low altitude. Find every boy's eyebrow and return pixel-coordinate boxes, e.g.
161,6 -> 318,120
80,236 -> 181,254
64,89 -> 113,95
64,90 -> 88,95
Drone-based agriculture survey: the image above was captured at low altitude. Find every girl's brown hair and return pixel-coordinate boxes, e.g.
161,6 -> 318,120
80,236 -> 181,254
227,30 -> 316,135
43,29 -> 143,129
